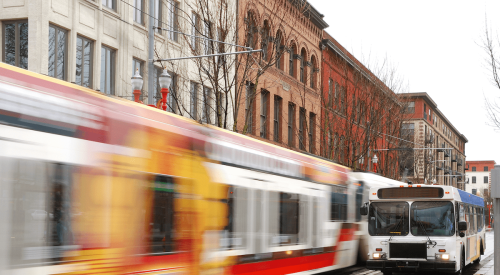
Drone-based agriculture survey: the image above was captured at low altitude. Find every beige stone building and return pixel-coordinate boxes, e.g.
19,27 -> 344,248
0,0 -> 235,127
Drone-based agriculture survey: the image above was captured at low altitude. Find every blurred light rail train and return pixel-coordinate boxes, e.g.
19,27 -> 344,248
0,63 -> 402,275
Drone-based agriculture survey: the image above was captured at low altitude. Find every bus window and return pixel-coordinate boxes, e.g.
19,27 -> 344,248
150,175 -> 175,253
410,201 -> 454,236
331,186 -> 347,221
368,202 -> 409,236
279,192 -> 299,245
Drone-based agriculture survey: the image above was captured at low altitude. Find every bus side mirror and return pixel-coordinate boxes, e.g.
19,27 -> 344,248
360,203 -> 368,216
458,221 -> 467,231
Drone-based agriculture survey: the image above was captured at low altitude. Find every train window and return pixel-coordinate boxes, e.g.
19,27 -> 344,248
150,175 -> 176,254
331,186 -> 347,221
220,186 -> 246,250
355,181 -> 364,222
9,160 -> 77,266
279,192 -> 299,245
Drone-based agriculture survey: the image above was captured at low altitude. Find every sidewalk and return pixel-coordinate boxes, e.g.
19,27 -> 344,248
474,256 -> 494,275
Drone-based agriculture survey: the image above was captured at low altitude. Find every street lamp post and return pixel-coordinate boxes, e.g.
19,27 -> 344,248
131,69 -> 144,103
372,154 -> 378,173
158,68 -> 172,111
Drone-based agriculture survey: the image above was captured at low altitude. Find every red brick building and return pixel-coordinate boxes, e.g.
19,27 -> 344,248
320,32 -> 402,179
401,93 -> 468,188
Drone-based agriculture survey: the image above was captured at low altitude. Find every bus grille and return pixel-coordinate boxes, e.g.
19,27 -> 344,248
389,243 -> 427,259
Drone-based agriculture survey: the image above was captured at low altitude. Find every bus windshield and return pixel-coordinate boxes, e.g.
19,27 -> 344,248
410,201 -> 455,236
368,202 -> 409,236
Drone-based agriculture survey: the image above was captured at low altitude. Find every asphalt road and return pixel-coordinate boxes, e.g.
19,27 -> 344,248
332,231 -> 494,275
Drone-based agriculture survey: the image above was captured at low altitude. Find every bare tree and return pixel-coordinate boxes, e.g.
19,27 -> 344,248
482,21 -> 500,130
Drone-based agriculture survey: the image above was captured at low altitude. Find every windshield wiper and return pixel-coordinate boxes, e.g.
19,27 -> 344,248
414,212 -> 437,248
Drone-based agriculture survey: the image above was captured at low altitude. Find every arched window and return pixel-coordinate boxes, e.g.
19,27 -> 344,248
275,30 -> 284,70
289,43 -> 296,77
246,11 -> 257,48
310,56 -> 317,89
300,48 -> 306,83
262,20 -> 270,61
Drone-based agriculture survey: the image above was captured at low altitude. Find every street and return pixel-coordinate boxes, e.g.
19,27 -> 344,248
330,231 -> 494,275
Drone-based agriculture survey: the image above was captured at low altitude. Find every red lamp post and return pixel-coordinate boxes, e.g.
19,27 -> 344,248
158,68 -> 172,111
131,69 -> 144,103
372,154 -> 378,173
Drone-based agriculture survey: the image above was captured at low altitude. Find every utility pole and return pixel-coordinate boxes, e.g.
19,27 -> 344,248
491,165 -> 500,275
148,0 -> 155,105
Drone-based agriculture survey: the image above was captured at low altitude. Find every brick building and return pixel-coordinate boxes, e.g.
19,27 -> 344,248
236,0 -> 327,155
319,32 -> 402,179
401,93 -> 468,188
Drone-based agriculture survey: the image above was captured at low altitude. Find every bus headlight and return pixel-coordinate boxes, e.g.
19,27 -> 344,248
373,252 -> 386,259
435,253 -> 450,260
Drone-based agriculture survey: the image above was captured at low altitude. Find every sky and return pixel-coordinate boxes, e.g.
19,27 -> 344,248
308,0 -> 500,164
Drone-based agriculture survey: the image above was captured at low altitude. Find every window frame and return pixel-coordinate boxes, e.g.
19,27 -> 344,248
472,176 -> 476,184
75,35 -> 94,88
154,0 -> 163,34
168,0 -> 179,41
309,112 -> 315,153
190,81 -> 199,120
48,24 -> 68,80
260,91 -> 269,139
484,176 -> 488,184
273,95 -> 282,142
288,103 -> 295,147
3,20 -> 29,69
133,0 -> 145,25
102,0 -> 117,11
299,108 -> 306,150
100,45 -> 116,95
201,86 -> 213,124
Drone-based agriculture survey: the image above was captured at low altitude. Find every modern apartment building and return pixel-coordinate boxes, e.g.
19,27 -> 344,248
0,0 -> 235,128
401,93 -> 468,188
465,160 -> 496,197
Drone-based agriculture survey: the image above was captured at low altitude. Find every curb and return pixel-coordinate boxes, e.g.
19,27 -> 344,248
474,254 -> 494,275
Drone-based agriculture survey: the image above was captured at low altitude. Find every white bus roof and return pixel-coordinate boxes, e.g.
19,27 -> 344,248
369,185 -> 484,207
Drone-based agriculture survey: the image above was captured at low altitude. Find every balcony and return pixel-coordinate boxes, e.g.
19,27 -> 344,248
437,143 -> 445,153
444,149 -> 450,158
451,155 -> 457,162
444,166 -> 451,174
425,133 -> 435,144
457,159 -> 463,166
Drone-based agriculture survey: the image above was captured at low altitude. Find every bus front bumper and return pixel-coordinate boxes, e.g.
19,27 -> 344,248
367,259 -> 456,273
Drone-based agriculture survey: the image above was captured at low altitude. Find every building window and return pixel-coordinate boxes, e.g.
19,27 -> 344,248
424,104 -> 427,119
472,166 -> 476,172
472,176 -> 476,184
168,0 -> 179,41
245,82 -> 255,134
299,108 -> 306,150
190,82 -> 198,120
310,56 -> 316,89
154,0 -> 163,34
100,46 -> 115,95
203,21 -> 214,55
328,79 -> 333,108
133,0 -> 144,24
406,101 -> 415,113
334,82 -> 339,107
260,91 -> 269,139
484,176 -> 488,184
3,20 -> 28,69
274,96 -> 282,142
275,31 -> 283,70
309,112 -> 315,153
75,36 -> 93,88
334,133 -> 339,160
48,25 -> 67,80
132,58 -> 144,100
402,123 -> 415,138
484,166 -> 489,172
191,13 -> 200,52
202,86 -> 212,124
472,189 -> 477,195
102,0 -> 116,10
288,103 -> 295,147
289,45 -> 296,77
299,49 -> 306,83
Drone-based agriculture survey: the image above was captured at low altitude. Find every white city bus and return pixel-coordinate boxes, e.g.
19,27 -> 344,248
361,184 -> 485,274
